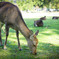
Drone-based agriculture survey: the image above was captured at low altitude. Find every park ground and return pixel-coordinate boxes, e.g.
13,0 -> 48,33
0,13 -> 59,59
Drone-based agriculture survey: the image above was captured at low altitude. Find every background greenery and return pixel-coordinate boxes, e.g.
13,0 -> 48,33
0,17 -> 59,59
0,0 -> 59,10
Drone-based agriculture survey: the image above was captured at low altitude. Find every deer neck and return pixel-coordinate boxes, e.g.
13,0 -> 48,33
16,19 -> 31,38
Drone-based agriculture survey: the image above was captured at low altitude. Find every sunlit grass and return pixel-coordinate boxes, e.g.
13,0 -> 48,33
0,16 -> 59,59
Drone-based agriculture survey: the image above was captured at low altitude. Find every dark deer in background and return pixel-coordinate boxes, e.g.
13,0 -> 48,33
34,19 -> 43,27
34,16 -> 46,27
0,2 -> 39,55
40,16 -> 46,20
52,16 -> 59,19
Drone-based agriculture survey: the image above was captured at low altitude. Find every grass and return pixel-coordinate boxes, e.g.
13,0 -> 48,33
0,16 -> 59,59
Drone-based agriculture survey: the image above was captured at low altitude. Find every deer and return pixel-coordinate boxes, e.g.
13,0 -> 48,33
52,16 -> 59,19
40,16 -> 46,20
34,19 -> 43,27
34,16 -> 46,27
0,2 -> 39,55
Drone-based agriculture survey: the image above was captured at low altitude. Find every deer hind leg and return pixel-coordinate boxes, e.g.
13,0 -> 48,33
4,24 -> 9,49
16,30 -> 22,51
0,22 -> 4,46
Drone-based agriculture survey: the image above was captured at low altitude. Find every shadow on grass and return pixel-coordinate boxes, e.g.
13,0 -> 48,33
0,30 -> 59,59
0,40 -> 59,59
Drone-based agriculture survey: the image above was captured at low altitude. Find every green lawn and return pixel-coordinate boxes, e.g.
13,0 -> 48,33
0,17 -> 59,59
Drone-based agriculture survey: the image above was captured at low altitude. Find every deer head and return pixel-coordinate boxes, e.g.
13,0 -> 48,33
27,30 -> 39,55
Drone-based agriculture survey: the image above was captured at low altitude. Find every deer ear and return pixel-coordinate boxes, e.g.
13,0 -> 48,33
35,30 -> 39,36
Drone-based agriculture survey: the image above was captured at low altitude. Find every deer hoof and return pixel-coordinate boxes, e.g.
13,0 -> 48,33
4,48 -> 7,50
4,47 -> 7,50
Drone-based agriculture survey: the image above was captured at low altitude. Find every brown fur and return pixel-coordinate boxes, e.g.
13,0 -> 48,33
34,19 -> 43,27
0,2 -> 39,55
34,16 -> 46,27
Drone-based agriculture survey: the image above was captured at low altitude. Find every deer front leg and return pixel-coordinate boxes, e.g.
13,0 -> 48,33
4,24 -> 9,49
16,30 -> 22,51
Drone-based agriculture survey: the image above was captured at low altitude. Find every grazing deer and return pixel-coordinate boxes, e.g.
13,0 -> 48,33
0,2 -> 39,55
52,16 -> 59,19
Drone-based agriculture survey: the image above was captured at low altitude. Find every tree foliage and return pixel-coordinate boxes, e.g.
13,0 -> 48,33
0,0 -> 59,10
